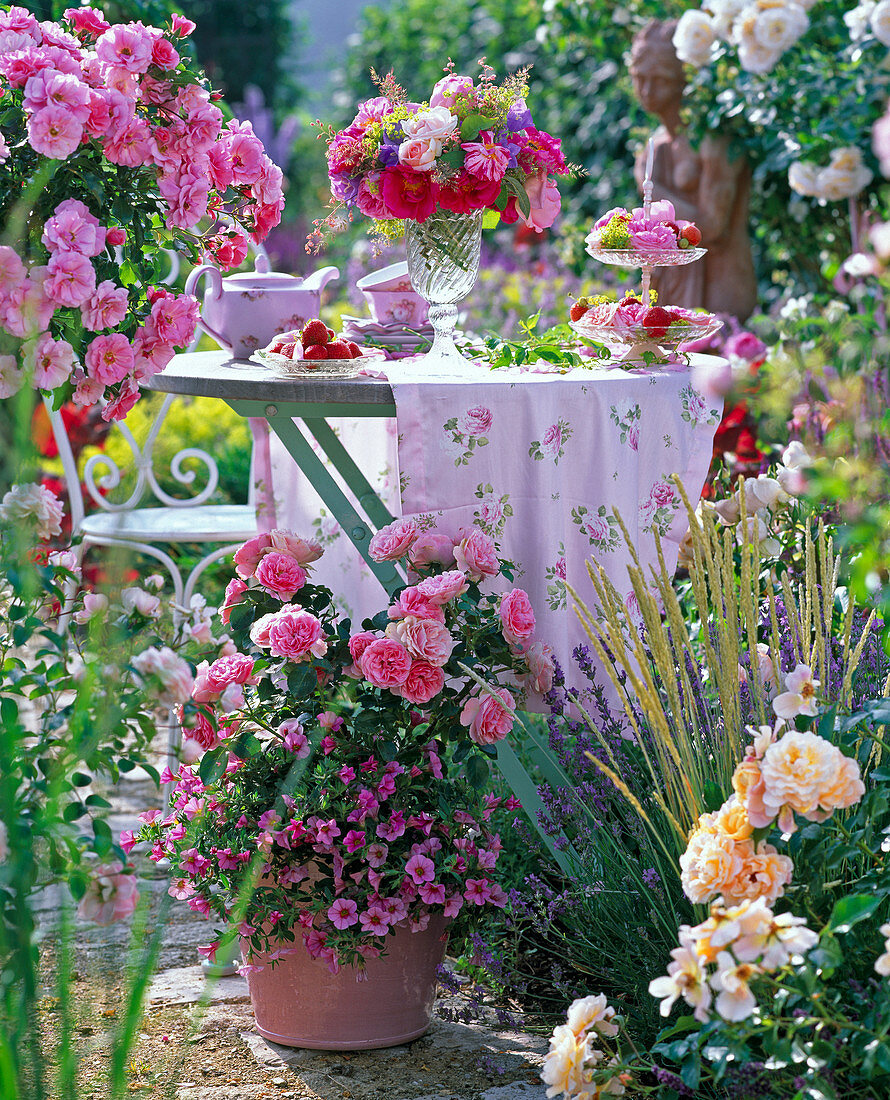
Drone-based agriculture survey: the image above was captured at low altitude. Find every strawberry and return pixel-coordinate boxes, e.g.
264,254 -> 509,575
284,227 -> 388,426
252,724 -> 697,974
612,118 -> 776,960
300,319 -> 330,347
641,306 -> 674,339
327,340 -> 351,360
569,295 -> 591,322
279,341 -> 297,359
680,224 -> 702,247
303,344 -> 329,359
346,341 -> 363,358
327,327 -> 336,340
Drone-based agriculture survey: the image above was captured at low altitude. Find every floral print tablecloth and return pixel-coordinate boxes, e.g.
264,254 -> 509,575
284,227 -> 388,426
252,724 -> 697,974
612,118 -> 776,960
266,357 -> 722,690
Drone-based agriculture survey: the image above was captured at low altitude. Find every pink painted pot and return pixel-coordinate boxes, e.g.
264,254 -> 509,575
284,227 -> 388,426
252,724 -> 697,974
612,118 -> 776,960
242,914 -> 449,1050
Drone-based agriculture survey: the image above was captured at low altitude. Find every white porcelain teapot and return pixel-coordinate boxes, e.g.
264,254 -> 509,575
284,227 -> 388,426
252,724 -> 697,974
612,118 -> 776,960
185,254 -> 339,359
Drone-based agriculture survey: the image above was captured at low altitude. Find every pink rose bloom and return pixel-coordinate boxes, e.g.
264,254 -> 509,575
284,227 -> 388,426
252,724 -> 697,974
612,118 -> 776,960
460,687 -> 516,745
369,517 -> 419,562
499,589 -> 536,650
521,170 -> 561,232
249,611 -> 277,649
458,405 -> 492,437
101,377 -> 140,422
226,129 -> 266,185
254,551 -> 307,601
390,616 -> 454,667
724,330 -> 767,362
219,577 -> 248,624
356,170 -> 394,219
399,136 -> 439,172
348,630 -> 380,664
24,70 -> 90,123
397,659 -> 445,705
42,198 -> 104,256
0,355 -> 24,399
430,74 -> 475,110
148,291 -> 199,346
415,569 -> 468,605
454,528 -> 499,582
523,640 -> 555,694
95,21 -> 154,73
540,423 -> 563,459
1,274 -> 54,337
65,6 -> 111,36
267,609 -> 327,663
193,653 -> 256,702
26,332 -> 74,390
151,37 -> 179,70
81,280 -> 129,331
408,532 -> 456,569
44,250 -> 96,308
70,369 -> 103,406
387,587 -> 446,622
77,862 -> 139,925
629,223 -> 678,252
269,529 -> 323,566
171,13 -> 196,36
611,298 -> 646,336
0,245 -> 26,292
84,333 -> 134,386
27,104 -> 83,159
233,532 -> 272,579
104,116 -> 153,168
359,638 -> 412,689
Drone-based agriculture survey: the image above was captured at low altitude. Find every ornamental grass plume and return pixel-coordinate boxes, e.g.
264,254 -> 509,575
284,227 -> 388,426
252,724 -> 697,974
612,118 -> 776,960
570,478 -> 879,846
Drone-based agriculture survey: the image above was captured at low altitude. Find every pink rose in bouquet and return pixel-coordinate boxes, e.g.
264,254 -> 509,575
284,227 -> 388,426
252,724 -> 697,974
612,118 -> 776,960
454,528 -> 499,581
460,686 -> 517,745
369,517 -> 419,562
499,589 -> 536,651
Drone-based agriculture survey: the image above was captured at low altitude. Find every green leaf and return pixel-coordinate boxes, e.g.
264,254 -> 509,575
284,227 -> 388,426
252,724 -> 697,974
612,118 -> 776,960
286,665 -> 317,699
63,802 -> 86,823
465,753 -> 489,789
459,113 -> 496,141
199,747 -> 227,786
827,893 -> 883,933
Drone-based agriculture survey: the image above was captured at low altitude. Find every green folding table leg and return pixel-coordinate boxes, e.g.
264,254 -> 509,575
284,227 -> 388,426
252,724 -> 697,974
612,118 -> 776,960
301,417 -> 397,534
257,412 -> 405,597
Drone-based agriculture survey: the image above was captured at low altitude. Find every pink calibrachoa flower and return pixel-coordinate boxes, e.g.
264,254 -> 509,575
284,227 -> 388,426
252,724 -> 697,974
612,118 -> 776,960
328,898 -> 359,930
279,719 -> 310,758
359,904 -> 390,936
463,878 -> 492,905
319,710 -> 344,732
405,852 -> 435,884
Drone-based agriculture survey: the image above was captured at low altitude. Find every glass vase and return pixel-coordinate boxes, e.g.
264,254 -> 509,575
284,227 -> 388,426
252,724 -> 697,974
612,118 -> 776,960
405,207 -> 483,367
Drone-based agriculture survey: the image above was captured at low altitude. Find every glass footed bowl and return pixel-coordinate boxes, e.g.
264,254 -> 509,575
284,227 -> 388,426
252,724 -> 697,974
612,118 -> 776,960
585,246 -> 707,268
250,346 -> 383,378
570,315 -> 724,358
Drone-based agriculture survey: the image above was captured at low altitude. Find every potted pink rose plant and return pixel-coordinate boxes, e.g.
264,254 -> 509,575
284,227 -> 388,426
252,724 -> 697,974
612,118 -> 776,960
137,520 -> 553,1049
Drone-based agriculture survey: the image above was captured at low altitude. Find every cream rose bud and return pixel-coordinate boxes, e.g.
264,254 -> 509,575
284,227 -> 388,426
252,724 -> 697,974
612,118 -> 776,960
673,9 -> 717,66
815,147 -> 873,201
871,0 -> 890,43
737,35 -> 782,73
398,136 -> 440,172
743,475 -> 786,510
751,3 -> 808,52
401,106 -> 458,142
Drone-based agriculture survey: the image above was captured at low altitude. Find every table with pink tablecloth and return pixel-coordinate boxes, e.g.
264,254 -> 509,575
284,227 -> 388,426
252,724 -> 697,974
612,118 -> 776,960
267,356 -> 723,685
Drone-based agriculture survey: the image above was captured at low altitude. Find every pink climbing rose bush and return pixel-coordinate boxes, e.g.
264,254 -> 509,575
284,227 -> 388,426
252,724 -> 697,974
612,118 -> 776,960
0,4 -> 284,418
136,522 -> 552,971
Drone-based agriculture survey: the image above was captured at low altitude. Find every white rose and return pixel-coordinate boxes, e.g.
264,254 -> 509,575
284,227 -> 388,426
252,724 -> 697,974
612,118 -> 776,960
788,160 -> 820,196
673,10 -> 717,65
752,2 -> 808,51
0,482 -> 64,539
744,475 -> 787,510
871,0 -> 890,42
814,147 -> 872,201
782,440 -> 813,469
737,33 -> 783,73
870,221 -> 890,260
706,0 -> 747,38
120,587 -> 162,618
132,645 -> 194,704
845,0 -> 875,39
401,106 -> 459,142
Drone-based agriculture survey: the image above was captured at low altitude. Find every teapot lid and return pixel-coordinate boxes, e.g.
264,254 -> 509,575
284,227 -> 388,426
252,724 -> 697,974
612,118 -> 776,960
223,253 -> 304,288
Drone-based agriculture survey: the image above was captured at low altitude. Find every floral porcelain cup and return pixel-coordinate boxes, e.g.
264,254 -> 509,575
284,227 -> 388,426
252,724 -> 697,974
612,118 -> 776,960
356,262 -> 429,325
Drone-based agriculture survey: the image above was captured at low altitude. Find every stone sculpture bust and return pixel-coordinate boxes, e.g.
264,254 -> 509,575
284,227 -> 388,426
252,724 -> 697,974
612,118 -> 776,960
630,20 -> 758,322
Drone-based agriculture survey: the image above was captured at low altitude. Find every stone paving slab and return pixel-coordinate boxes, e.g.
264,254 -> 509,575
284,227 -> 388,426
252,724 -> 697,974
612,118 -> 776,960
148,964 -> 251,1005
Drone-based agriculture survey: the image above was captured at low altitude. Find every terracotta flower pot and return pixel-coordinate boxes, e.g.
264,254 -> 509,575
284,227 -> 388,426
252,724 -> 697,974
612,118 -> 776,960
242,914 -> 449,1050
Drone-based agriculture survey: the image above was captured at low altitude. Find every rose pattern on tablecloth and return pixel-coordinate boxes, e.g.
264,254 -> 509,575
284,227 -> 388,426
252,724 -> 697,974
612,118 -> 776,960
545,544 -> 567,611
442,405 -> 493,466
572,505 -> 622,553
680,384 -> 720,426
609,401 -> 642,450
529,418 -> 573,464
473,483 -> 513,538
639,478 -> 683,536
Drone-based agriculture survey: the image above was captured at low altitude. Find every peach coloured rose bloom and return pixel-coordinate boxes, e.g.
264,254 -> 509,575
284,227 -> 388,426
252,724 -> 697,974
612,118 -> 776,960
398,136 -> 439,172
540,1024 -> 589,1100
721,842 -> 793,906
388,615 -> 454,667
816,753 -> 865,817
523,640 -> 555,694
269,529 -> 323,566
680,830 -> 744,905
565,993 -> 619,1039
460,686 -> 516,745
731,758 -> 763,803
711,796 -> 754,843
401,106 -> 458,143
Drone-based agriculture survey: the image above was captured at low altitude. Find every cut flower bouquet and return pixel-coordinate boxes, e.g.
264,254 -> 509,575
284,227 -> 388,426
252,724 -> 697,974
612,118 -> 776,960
312,64 -> 567,246
136,520 -> 554,973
